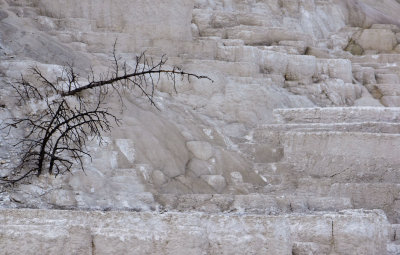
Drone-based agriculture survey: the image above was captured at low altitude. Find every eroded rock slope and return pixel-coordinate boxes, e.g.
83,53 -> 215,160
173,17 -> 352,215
1,0 -> 400,254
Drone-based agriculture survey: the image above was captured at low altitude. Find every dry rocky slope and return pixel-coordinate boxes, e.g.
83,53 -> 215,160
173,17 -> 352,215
1,0 -> 400,254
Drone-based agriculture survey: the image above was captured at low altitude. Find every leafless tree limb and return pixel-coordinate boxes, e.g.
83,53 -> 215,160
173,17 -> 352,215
0,44 -> 212,185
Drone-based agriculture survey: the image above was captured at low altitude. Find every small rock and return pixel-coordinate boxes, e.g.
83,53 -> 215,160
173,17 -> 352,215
201,175 -> 226,193
186,141 -> 213,160
355,29 -> 397,52
151,170 -> 168,186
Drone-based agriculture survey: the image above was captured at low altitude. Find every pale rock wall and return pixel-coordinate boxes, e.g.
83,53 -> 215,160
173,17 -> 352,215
0,209 -> 390,255
193,0 -> 347,40
1,0 -> 400,252
37,0 -> 194,42
1,0 -> 399,210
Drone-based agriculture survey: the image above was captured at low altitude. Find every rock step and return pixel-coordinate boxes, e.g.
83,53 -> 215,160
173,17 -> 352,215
375,73 -> 400,84
226,75 -> 274,84
262,44 -> 306,55
273,107 -> 400,124
366,83 -> 400,97
203,25 -> 314,46
156,193 -> 353,214
354,62 -> 400,74
175,58 -> 262,77
36,16 -> 96,32
54,31 -> 220,58
177,54 -> 353,84
193,0 -> 331,11
214,44 -> 352,82
256,122 -> 400,134
364,83 -> 400,106
216,45 -> 265,63
53,31 -> 151,54
352,64 -> 400,86
296,181 -> 400,223
0,209 -> 389,255
182,37 -> 307,61
351,54 -> 400,64
247,130 -> 400,184
216,45 -> 304,64
192,9 -> 281,29
279,131 -> 400,182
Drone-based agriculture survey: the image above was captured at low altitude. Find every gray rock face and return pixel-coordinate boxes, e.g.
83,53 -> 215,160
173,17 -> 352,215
0,209 -> 390,255
1,0 -> 400,253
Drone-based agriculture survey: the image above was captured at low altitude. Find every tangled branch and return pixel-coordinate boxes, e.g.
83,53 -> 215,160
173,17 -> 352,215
1,46 -> 212,184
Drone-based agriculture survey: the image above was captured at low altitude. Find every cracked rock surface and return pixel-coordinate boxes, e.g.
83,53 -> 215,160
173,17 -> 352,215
1,0 -> 400,254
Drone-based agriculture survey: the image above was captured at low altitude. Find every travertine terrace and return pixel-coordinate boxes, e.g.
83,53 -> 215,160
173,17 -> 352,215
1,0 -> 400,254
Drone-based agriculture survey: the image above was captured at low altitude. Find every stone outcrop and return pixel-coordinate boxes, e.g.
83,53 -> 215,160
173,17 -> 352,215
0,209 -> 390,255
1,0 -> 400,253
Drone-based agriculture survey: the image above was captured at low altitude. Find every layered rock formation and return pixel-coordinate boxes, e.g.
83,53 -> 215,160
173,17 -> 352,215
0,209 -> 390,254
1,0 -> 400,253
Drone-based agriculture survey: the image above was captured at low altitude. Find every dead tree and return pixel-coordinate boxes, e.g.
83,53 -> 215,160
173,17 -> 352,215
0,48 -> 212,184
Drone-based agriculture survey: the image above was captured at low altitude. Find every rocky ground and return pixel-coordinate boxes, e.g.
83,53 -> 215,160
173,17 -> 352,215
1,0 -> 400,254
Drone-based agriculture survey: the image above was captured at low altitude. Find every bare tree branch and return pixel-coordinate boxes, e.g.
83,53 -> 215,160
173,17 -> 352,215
0,45 -> 212,185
